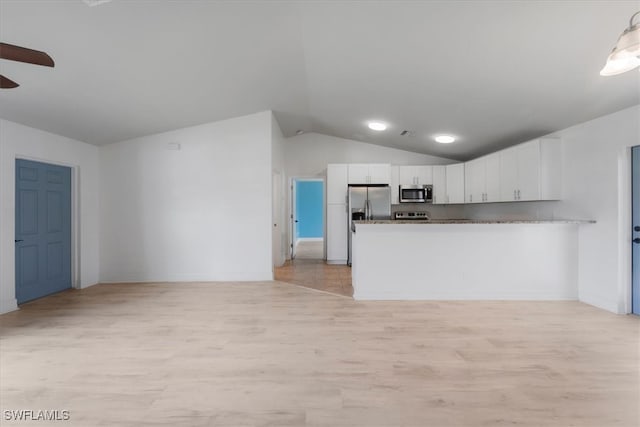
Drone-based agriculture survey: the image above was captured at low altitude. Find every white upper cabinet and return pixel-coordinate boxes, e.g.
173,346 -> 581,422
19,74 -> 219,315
499,138 -> 560,202
464,158 -> 484,203
446,163 -> 465,204
347,164 -> 370,184
398,165 -> 433,186
432,165 -> 446,204
390,166 -> 400,204
484,154 -> 501,202
327,164 -> 349,204
431,164 -> 465,204
348,163 -> 390,184
465,154 -> 501,203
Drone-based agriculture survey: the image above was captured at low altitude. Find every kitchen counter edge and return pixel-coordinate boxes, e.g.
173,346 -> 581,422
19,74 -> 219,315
353,219 -> 596,225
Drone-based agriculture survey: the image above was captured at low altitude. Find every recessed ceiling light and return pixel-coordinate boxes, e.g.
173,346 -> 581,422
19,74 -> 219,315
367,121 -> 387,131
435,135 -> 456,144
83,0 -> 112,6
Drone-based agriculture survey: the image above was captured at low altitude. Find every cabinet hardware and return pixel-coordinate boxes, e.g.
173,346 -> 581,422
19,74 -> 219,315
634,226 -> 640,232
634,238 -> 640,244
15,239 -> 24,243
517,189 -> 521,200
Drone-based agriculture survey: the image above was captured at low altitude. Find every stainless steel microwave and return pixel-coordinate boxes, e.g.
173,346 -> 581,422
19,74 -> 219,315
399,185 -> 433,203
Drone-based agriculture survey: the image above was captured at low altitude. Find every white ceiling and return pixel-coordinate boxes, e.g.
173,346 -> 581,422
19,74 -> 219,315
0,0 -> 638,160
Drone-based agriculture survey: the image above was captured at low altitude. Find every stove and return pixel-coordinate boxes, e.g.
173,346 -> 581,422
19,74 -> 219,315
394,211 -> 430,220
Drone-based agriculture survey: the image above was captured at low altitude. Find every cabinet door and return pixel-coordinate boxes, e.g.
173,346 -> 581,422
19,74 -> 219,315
398,166 -> 416,185
432,165 -> 447,204
446,163 -> 465,204
348,164 -> 370,184
326,203 -> 348,262
465,159 -> 484,203
516,140 -> 541,201
484,154 -> 501,202
327,164 -> 348,204
390,166 -> 400,204
415,166 -> 433,185
368,164 -> 390,184
499,147 -> 518,201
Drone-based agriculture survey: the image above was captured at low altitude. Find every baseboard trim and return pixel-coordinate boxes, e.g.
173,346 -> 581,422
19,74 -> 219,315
0,297 -> 18,314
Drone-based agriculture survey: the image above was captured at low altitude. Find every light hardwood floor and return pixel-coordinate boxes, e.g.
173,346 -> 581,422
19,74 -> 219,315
1,282 -> 638,427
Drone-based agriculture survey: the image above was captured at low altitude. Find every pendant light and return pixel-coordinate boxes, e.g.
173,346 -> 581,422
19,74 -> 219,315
601,11 -> 640,76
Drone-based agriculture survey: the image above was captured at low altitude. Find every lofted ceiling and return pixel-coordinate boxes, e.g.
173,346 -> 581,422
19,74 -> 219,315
0,0 -> 638,161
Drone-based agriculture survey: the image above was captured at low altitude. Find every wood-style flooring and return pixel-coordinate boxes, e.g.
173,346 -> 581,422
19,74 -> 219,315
1,282 -> 639,427
293,240 -> 324,260
275,259 -> 353,297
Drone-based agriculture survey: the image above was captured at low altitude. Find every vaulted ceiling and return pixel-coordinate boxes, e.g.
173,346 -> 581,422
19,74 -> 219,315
1,1 -> 638,160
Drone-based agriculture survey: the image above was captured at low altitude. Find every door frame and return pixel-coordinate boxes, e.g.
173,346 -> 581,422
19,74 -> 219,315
14,156 -> 80,293
619,146 -> 636,314
629,146 -> 640,314
289,176 -> 326,260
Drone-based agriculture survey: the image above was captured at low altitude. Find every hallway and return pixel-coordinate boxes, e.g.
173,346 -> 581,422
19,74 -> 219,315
274,259 -> 353,297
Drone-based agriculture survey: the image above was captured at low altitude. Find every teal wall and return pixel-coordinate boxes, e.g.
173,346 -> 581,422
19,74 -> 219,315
296,181 -> 323,238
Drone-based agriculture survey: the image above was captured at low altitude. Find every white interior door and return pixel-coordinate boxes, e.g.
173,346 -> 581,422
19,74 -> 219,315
272,171 -> 284,268
290,179 -> 297,260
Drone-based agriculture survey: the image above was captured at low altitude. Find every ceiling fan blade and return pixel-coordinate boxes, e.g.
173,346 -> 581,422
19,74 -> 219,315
0,42 -> 54,67
0,75 -> 20,89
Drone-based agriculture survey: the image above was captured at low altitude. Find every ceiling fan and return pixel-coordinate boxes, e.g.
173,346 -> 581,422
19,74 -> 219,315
0,42 -> 55,89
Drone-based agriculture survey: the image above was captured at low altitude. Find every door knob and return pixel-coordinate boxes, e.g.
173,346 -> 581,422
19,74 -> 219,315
634,238 -> 640,244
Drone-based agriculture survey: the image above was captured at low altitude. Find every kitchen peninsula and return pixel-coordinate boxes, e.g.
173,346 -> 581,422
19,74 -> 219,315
350,219 -> 594,301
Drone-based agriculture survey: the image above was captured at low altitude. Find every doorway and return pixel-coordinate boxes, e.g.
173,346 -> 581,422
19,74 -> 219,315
291,179 -> 324,260
632,146 -> 639,315
15,159 -> 72,304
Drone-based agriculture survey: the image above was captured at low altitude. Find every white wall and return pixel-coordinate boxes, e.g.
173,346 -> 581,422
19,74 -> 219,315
285,132 -> 455,177
99,111 -> 274,283
0,120 -> 100,314
465,105 -> 640,313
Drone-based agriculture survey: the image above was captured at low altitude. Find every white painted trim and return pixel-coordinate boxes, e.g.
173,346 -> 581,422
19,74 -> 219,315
619,146 -> 634,314
354,291 -> 579,301
0,297 -> 18,315
289,176 -> 327,260
98,271 -> 273,283
297,237 -> 323,242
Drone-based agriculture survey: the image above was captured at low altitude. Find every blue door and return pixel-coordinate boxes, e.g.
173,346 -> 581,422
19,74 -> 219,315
15,159 -> 72,304
633,146 -> 640,315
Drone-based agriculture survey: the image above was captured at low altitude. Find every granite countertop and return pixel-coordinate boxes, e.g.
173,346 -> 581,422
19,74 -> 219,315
353,219 -> 596,225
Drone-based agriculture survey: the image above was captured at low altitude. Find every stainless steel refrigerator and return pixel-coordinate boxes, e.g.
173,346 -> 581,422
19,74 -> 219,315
347,185 -> 391,265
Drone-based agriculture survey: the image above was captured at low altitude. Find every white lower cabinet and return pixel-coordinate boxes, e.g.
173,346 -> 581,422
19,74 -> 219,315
326,203 -> 348,263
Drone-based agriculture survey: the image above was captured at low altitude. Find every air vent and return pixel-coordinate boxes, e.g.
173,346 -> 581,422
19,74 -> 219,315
400,130 -> 416,137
